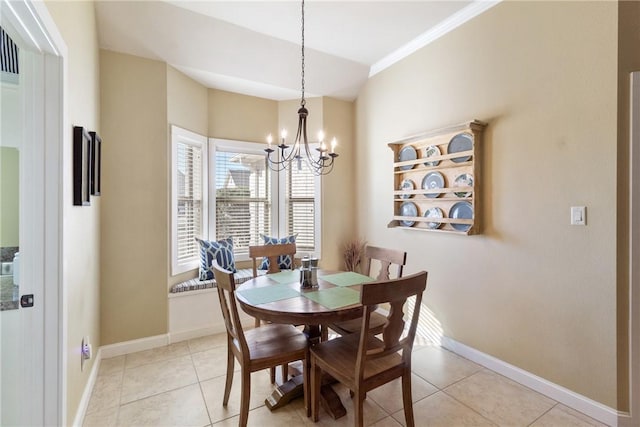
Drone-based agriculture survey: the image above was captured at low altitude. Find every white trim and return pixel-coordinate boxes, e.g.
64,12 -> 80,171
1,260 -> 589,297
170,125 -> 208,275
441,336 -> 619,427
623,71 -> 640,427
168,326 -> 225,344
369,0 -> 501,77
99,334 -> 169,359
71,348 -> 101,427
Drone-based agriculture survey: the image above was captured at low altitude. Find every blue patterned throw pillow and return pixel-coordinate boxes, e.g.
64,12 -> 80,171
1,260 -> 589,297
196,237 -> 236,280
259,234 -> 297,270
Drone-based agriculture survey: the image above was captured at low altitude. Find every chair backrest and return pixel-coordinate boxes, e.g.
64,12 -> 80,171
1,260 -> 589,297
363,245 -> 407,280
248,243 -> 297,276
356,271 -> 428,379
212,260 -> 249,358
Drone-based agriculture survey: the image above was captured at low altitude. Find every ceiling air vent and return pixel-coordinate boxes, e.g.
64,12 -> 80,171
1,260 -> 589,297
1,26 -> 19,84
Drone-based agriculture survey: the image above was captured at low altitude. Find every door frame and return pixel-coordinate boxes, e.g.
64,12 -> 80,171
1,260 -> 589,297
2,1 -> 66,424
625,71 -> 640,427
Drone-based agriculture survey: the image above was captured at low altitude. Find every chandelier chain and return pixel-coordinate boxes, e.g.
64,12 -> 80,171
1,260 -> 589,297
263,0 -> 338,176
300,0 -> 305,106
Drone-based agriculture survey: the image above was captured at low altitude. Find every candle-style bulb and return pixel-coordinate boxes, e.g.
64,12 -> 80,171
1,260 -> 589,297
267,134 -> 273,146
331,138 -> 337,153
317,130 -> 325,142
281,128 -> 288,139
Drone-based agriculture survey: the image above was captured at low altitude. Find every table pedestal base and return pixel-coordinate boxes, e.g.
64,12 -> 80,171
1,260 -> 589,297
264,365 -> 346,419
264,375 -> 304,411
320,384 -> 347,419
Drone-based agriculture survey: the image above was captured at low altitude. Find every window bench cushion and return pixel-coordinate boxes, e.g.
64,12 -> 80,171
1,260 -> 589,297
170,268 -> 266,293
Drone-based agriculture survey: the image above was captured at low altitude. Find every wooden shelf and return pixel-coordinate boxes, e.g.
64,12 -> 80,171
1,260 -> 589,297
388,120 -> 486,235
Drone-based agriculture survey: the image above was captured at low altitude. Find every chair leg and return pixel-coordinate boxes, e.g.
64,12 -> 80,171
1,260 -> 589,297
270,367 -> 276,384
401,370 -> 415,427
223,345 -> 234,406
303,353 -> 310,418
321,325 -> 329,341
311,357 -> 321,422
354,390 -> 365,427
281,363 -> 289,382
239,368 -> 251,427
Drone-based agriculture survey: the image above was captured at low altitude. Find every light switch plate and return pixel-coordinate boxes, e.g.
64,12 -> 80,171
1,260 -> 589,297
571,206 -> 586,225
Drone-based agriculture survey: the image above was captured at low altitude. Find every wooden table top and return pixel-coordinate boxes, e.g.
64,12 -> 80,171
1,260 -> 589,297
235,270 -> 371,326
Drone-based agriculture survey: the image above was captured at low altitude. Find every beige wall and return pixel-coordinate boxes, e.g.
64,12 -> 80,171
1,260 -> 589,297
209,89 -> 278,142
355,1 -> 618,407
167,66 -> 209,288
321,97 -> 356,269
100,50 -> 168,344
45,0 -> 102,420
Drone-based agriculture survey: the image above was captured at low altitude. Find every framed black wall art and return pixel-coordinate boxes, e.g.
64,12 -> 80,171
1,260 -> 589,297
73,126 -> 91,206
89,131 -> 101,196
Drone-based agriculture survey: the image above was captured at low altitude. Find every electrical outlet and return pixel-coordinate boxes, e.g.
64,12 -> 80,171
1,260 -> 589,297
81,337 -> 86,371
81,336 -> 92,371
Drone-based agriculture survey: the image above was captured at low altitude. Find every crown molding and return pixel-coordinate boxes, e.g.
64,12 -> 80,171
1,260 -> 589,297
369,0 -> 501,77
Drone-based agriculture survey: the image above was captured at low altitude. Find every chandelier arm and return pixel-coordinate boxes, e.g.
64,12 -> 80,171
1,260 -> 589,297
265,151 -> 289,172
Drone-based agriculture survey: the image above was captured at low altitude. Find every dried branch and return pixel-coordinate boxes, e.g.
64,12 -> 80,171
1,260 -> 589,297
343,237 -> 367,272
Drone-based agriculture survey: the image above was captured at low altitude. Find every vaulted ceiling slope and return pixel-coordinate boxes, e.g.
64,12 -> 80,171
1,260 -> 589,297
95,1 -> 498,101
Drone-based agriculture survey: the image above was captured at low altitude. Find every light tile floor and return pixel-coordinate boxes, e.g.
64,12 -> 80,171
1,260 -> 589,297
83,333 -> 609,427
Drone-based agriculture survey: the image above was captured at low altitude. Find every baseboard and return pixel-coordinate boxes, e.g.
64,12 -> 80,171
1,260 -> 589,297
71,347 -> 102,427
168,326 -> 225,344
441,336 -> 620,427
100,334 -> 169,359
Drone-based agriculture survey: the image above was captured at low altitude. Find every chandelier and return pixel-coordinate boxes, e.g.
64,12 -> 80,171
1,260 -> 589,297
264,0 -> 338,176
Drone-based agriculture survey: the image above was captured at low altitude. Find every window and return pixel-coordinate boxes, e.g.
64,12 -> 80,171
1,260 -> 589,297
211,139 -> 273,258
170,134 -> 322,274
280,161 -> 321,255
211,138 -> 321,260
171,126 -> 207,275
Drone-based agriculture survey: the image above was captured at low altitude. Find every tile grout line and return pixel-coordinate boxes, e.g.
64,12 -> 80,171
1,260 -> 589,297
440,387 -> 500,427
526,402 -> 558,427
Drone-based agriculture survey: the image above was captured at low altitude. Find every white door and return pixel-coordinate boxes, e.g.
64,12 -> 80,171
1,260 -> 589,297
0,2 -> 63,425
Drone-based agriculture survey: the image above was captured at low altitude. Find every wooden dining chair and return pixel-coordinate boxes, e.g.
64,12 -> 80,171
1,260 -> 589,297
212,261 -> 309,427
248,242 -> 298,382
310,271 -> 428,427
327,245 -> 407,337
248,243 -> 297,277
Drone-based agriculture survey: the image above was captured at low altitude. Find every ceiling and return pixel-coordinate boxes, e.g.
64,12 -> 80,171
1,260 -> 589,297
94,1 -> 499,101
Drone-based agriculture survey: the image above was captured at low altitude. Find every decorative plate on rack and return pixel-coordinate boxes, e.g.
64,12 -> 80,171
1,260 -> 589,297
450,201 -> 473,232
423,145 -> 441,167
454,173 -> 474,198
399,179 -> 414,199
398,145 -> 417,170
399,202 -> 418,227
424,207 -> 444,229
447,133 -> 473,163
422,171 -> 445,198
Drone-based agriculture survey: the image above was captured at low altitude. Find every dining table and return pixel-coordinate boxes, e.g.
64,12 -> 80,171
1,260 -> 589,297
235,268 -> 376,419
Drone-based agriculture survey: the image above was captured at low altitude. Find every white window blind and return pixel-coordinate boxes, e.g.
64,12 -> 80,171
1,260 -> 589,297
171,126 -> 207,275
213,146 -> 272,258
286,165 -> 316,253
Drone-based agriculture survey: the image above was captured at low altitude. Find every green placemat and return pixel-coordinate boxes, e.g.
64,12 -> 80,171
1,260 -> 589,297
237,284 -> 300,305
303,287 -> 360,309
266,270 -> 300,284
320,272 -> 375,287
